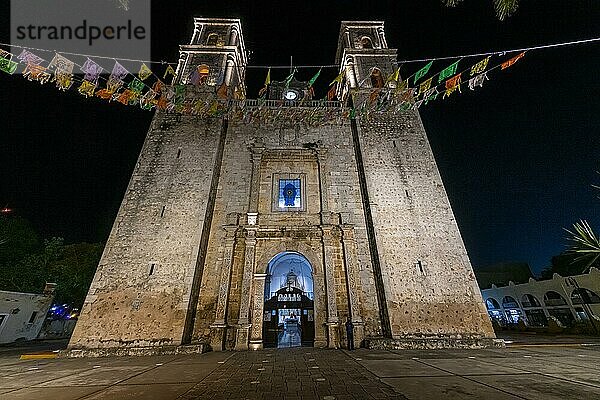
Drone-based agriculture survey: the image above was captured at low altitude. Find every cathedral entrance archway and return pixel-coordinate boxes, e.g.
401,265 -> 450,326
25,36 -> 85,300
262,252 -> 315,348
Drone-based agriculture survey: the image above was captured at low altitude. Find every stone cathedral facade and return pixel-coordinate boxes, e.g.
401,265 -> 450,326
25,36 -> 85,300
69,18 -> 496,352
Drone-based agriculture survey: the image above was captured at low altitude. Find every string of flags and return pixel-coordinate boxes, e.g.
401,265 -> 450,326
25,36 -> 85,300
0,43 -> 530,124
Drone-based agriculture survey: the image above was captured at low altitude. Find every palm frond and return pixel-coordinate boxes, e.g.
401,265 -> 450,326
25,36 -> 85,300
564,220 -> 600,273
493,0 -> 519,21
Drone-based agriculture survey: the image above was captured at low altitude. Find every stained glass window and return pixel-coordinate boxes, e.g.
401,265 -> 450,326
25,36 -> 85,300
278,179 -> 301,208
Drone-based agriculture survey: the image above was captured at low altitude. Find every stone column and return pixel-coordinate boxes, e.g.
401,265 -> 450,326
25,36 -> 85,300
209,225 -> 238,351
235,228 -> 257,350
249,273 -> 268,350
247,147 -> 264,213
322,225 -> 340,348
341,223 -> 365,348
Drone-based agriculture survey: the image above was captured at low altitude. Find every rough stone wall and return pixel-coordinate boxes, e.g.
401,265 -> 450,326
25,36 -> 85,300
355,111 -> 494,338
69,113 -> 225,349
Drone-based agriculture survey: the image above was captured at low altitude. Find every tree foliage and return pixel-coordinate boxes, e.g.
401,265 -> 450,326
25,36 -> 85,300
0,215 -> 103,308
561,173 -> 600,275
442,0 -> 519,21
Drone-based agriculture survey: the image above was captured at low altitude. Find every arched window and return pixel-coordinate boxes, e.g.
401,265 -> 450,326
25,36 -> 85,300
370,68 -> 384,88
206,33 -> 219,46
189,64 -> 210,85
360,36 -> 373,49
521,294 -> 541,308
485,298 -> 500,310
544,291 -> 567,306
571,288 -> 600,304
502,296 -> 519,309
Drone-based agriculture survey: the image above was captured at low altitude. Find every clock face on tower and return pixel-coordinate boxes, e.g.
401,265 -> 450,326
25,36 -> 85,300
283,89 -> 299,100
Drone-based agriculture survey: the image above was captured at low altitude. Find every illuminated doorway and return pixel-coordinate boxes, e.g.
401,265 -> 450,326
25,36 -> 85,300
262,252 -> 315,348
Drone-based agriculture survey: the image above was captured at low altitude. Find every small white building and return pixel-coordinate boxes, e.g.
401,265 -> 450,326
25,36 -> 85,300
481,268 -> 600,328
0,283 -> 55,344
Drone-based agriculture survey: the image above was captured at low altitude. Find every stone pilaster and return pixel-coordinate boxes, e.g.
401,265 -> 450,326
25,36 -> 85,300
322,225 -> 340,348
235,228 -> 257,350
247,147 -> 264,213
249,273 -> 268,350
342,223 -> 365,348
209,224 -> 238,351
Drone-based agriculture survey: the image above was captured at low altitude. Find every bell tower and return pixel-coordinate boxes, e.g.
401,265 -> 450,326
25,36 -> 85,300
335,21 -> 495,345
335,21 -> 396,91
175,18 -> 247,96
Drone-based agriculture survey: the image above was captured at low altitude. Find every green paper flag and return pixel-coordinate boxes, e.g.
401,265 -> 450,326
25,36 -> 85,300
308,68 -> 321,88
438,60 -> 459,83
284,67 -> 297,88
413,61 -> 432,84
0,55 -> 18,74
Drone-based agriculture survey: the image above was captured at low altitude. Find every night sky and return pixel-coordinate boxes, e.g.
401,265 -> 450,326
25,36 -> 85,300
1,1 -> 599,275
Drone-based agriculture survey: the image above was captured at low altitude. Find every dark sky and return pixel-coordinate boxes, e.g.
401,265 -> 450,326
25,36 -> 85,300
1,1 -> 599,275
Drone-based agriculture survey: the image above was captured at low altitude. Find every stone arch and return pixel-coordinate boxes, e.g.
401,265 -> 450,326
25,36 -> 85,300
254,239 -> 326,347
544,290 -> 567,306
370,68 -> 384,88
521,293 -> 541,308
265,251 -> 314,298
485,298 -> 500,310
206,32 -> 219,46
502,296 -> 519,308
256,240 -> 322,276
360,36 -> 373,49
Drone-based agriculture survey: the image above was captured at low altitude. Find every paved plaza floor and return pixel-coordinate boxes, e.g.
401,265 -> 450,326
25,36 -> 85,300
2,336 -> 600,399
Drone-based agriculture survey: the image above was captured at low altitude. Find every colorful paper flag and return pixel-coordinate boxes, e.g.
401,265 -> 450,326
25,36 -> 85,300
78,80 -> 97,97
470,56 -> 490,76
468,72 -> 489,90
414,61 -> 433,84
258,68 -> 271,97
80,58 -> 103,84
423,87 -> 439,104
50,54 -> 75,91
163,65 -> 176,80
129,77 -> 145,94
329,69 -> 345,86
284,68 -> 297,88
418,77 -> 433,96
438,60 -> 459,83
386,67 -> 400,84
138,63 -> 152,81
308,68 -> 321,88
17,50 -> 50,83
501,52 -> 525,70
0,52 -> 18,75
443,74 -> 462,98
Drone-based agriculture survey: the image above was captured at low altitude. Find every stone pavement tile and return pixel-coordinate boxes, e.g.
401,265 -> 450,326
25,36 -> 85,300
35,365 -> 151,387
419,358 -> 532,375
83,382 -> 196,400
348,349 -> 405,360
0,365 -> 93,389
470,373 -> 600,400
166,351 -> 233,365
483,357 -> 593,375
124,363 -> 220,384
542,356 -> 600,371
542,372 -> 600,389
382,376 -> 522,400
0,385 -> 107,400
357,359 -> 453,378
